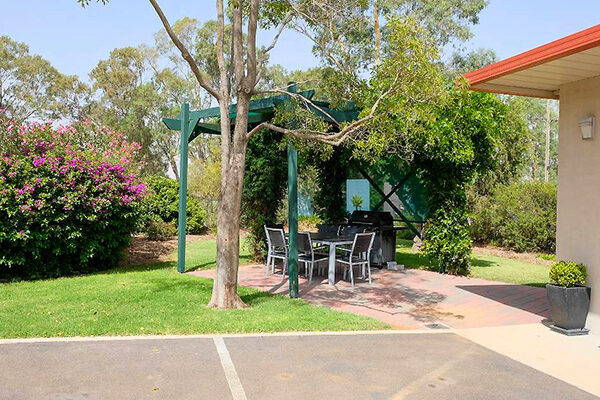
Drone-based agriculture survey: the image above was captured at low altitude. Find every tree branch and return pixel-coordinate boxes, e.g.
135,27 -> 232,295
231,4 -> 245,93
246,72 -> 401,144
148,0 -> 220,100
245,0 -> 260,93
256,85 -> 341,129
255,16 -> 291,87
216,0 -> 231,164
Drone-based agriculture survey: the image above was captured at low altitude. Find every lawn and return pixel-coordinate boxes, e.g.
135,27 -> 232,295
181,237 -> 253,271
396,239 -> 550,287
0,239 -> 388,339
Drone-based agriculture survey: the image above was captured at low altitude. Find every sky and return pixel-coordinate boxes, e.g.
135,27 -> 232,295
2,0 -> 600,82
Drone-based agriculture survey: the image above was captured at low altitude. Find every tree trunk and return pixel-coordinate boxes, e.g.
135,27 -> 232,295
208,95 -> 250,309
169,153 -> 179,181
208,155 -> 248,308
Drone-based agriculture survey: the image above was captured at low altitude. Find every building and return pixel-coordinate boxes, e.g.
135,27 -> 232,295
465,24 -> 600,332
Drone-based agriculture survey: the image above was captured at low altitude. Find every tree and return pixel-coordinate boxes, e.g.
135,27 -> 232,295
79,0 -> 454,308
89,42 -> 213,178
189,139 -> 222,231
448,47 -> 497,76
0,36 -> 89,123
88,46 -> 167,175
373,0 -> 488,63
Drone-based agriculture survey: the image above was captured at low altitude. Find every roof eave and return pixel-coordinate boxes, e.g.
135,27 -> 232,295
470,83 -> 560,100
464,24 -> 600,88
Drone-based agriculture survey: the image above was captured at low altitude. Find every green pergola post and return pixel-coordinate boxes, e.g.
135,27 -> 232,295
177,103 -> 190,274
287,144 -> 299,298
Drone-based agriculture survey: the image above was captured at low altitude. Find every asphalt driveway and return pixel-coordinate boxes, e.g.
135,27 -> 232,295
0,332 -> 597,400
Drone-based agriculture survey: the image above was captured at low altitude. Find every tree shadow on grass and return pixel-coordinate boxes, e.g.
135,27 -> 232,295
239,289 -> 277,305
471,257 -> 499,268
186,262 -> 217,272
97,261 -> 177,276
185,254 -> 254,273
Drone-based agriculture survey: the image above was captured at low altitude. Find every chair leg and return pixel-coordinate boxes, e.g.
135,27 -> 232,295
367,260 -> 372,284
308,262 -> 314,283
266,254 -> 271,276
343,265 -> 347,280
281,257 -> 288,281
349,263 -> 355,288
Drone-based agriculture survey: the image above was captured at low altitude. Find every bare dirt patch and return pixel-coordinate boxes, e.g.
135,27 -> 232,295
472,245 -> 553,266
121,234 -> 214,266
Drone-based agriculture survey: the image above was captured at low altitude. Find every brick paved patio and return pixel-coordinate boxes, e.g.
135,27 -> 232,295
191,265 -> 550,330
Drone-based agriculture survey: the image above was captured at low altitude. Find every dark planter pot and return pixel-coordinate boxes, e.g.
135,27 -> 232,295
546,284 -> 591,334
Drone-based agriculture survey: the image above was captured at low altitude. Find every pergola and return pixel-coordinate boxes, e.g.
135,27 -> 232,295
162,85 -> 425,297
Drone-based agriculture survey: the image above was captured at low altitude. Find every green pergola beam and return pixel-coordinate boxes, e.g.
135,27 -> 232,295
184,90 -> 315,121
176,103 -> 190,273
359,166 -> 422,239
373,171 -> 413,210
287,144 -> 299,298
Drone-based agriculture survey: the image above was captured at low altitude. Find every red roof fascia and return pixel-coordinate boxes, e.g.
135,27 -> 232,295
464,24 -> 600,86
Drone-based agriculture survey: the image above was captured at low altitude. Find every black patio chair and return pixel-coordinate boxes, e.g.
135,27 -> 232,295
297,232 -> 329,283
264,226 -> 288,278
336,232 -> 376,288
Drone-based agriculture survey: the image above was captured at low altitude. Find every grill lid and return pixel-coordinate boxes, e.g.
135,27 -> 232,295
347,211 -> 394,227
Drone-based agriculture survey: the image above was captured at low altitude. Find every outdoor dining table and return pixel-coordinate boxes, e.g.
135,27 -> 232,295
299,232 -> 355,286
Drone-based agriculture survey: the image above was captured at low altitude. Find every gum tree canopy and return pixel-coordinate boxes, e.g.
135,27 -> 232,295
78,0 -> 486,309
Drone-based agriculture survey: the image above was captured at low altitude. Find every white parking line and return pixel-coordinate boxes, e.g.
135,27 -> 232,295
213,337 -> 248,400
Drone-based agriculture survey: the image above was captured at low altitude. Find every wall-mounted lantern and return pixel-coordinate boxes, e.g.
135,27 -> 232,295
579,116 -> 595,140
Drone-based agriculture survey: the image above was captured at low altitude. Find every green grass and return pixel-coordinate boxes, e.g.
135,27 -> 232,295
181,237 -> 253,271
0,239 -> 388,339
396,239 -> 550,287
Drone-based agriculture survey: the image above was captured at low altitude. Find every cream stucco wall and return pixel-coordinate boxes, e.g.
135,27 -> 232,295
557,75 -> 600,333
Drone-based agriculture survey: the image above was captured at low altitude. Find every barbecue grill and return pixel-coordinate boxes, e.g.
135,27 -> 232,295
344,210 -> 399,267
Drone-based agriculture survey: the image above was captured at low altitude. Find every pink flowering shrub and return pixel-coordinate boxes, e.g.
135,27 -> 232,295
0,114 -> 146,279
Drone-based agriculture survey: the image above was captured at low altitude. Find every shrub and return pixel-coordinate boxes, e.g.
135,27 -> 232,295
137,175 -> 206,235
470,182 -> 556,253
0,118 -> 146,279
241,129 -> 287,261
422,206 -> 472,275
146,216 -> 177,241
412,89 -> 509,276
549,261 -> 587,288
189,140 -> 220,232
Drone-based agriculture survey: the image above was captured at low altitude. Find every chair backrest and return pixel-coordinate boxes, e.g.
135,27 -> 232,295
266,227 -> 286,249
340,225 -> 365,237
317,224 -> 339,235
352,232 -> 375,256
265,223 -> 285,230
297,232 -> 312,254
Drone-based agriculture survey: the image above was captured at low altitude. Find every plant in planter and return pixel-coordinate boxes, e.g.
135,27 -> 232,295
351,196 -> 364,211
546,261 -> 591,335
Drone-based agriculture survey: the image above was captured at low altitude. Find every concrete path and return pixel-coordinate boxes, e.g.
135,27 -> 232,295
192,265 -> 549,329
1,332 -> 597,400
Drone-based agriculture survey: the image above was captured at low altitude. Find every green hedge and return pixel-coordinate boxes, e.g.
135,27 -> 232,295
470,182 -> 556,253
138,176 -> 206,236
